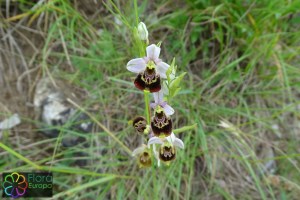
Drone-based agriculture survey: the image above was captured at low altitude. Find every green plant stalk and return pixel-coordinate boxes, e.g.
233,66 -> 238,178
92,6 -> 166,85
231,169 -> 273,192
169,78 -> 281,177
133,0 -> 139,26
144,90 -> 151,124
152,167 -> 158,200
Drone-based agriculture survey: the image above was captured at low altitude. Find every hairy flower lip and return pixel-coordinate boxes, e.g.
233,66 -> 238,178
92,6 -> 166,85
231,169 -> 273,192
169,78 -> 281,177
132,144 -> 152,168
139,151 -> 152,167
134,72 -> 161,93
151,120 -> 172,137
151,108 -> 172,137
132,116 -> 148,134
159,145 -> 176,162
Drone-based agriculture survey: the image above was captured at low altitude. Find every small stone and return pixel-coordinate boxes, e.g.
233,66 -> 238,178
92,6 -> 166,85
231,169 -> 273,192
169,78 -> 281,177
0,113 -> 21,130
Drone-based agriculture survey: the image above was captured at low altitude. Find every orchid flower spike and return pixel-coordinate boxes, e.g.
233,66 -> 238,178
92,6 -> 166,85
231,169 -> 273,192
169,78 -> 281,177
150,89 -> 174,116
132,144 -> 152,168
127,44 -> 170,92
147,133 -> 184,164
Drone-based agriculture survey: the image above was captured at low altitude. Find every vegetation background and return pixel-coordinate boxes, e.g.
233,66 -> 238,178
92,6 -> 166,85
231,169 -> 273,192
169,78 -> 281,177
0,0 -> 300,199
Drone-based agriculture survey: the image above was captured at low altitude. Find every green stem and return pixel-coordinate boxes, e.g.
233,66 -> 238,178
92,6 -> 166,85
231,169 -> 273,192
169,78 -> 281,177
144,90 -> 151,124
133,0 -> 139,26
173,123 -> 197,134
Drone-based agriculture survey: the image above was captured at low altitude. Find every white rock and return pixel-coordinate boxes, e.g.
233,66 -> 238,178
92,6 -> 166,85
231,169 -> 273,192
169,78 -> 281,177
0,113 -> 21,130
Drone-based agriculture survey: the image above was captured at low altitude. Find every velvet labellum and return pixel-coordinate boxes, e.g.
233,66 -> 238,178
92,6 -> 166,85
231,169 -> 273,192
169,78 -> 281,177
133,116 -> 148,134
151,108 -> 172,137
132,145 -> 153,168
134,66 -> 161,93
139,151 -> 152,167
159,145 -> 176,162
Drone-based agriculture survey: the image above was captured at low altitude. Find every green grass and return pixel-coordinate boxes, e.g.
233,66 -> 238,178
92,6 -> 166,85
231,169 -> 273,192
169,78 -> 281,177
1,0 -> 300,199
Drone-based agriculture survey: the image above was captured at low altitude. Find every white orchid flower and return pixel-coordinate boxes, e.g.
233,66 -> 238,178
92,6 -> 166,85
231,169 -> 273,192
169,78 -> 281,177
127,44 -> 170,92
147,133 -> 184,164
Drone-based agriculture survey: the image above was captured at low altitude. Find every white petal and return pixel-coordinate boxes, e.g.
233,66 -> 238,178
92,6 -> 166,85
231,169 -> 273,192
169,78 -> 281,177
146,44 -> 160,60
166,136 -> 172,144
166,133 -> 175,144
127,58 -> 146,73
153,145 -> 159,159
170,132 -> 176,141
156,62 -> 169,79
147,137 -> 164,148
152,144 -> 157,154
153,92 -> 159,104
152,144 -> 161,167
150,103 -> 157,108
132,145 -> 146,157
153,90 -> 164,104
163,104 -> 174,116
173,138 -> 184,149
158,90 -> 164,103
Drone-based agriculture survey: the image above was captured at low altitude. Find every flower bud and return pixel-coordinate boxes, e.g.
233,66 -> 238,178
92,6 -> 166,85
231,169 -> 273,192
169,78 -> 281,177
137,22 -> 148,41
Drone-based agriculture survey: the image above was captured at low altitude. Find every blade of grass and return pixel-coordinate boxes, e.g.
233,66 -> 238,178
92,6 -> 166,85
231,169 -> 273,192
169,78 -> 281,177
0,142 -> 41,169
51,175 -> 116,199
